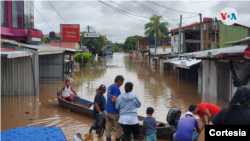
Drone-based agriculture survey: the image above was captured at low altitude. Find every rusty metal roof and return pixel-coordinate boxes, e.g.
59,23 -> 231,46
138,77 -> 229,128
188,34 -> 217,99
181,46 -> 248,59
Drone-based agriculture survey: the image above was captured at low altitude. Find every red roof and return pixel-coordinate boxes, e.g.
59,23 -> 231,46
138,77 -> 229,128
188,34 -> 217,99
171,22 -> 200,32
1,48 -> 15,52
43,43 -> 76,49
101,35 -> 106,38
43,32 -> 60,37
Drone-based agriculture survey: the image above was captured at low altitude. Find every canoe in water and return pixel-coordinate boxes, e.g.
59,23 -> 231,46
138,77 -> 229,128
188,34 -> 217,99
57,91 -> 176,140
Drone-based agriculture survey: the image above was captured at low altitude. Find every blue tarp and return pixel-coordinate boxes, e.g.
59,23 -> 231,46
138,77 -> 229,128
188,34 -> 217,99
1,127 -> 66,141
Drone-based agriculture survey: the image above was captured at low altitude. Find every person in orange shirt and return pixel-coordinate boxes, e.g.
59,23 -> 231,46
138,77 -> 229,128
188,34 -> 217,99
189,103 -> 221,131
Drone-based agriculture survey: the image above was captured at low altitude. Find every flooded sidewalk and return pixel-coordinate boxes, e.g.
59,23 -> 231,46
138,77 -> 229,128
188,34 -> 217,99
1,53 -> 229,141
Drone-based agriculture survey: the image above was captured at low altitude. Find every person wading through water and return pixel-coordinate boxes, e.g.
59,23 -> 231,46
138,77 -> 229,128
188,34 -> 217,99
106,75 -> 124,141
209,85 -> 250,125
58,79 -> 79,102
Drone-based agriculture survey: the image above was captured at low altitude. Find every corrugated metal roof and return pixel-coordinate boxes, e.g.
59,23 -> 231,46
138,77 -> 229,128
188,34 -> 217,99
2,39 -> 65,52
1,51 -> 33,58
225,37 -> 250,45
180,46 -> 248,59
43,42 -> 75,49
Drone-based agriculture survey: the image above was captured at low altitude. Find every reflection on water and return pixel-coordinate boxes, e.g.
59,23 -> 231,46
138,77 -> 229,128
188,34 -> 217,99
1,53 -> 229,141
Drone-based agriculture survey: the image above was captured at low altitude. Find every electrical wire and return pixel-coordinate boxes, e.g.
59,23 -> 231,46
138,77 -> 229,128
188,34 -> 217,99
103,1 -> 147,18
48,0 -> 68,24
32,2 -> 53,30
133,0 -> 181,24
82,0 -> 137,25
147,0 -> 199,15
99,0 -> 147,22
109,0 -> 147,18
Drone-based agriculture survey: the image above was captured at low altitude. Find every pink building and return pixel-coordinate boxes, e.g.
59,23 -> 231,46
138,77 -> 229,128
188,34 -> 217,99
1,1 -> 42,44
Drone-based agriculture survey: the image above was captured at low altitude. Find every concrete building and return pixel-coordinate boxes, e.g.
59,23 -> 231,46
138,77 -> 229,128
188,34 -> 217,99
1,1 -> 65,96
172,46 -> 250,102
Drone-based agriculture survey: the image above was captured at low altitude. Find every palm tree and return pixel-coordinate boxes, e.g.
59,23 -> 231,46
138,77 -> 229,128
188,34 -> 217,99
144,15 -> 169,37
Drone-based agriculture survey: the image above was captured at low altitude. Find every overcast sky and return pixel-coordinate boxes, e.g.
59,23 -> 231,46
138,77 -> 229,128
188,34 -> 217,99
34,0 -> 250,43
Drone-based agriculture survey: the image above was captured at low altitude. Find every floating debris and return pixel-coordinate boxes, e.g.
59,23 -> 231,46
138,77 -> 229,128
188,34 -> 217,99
48,99 -> 52,102
29,103 -> 32,107
25,112 -> 30,114
35,98 -> 40,101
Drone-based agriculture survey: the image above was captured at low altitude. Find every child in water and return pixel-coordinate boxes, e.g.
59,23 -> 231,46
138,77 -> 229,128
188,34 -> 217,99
143,107 -> 157,141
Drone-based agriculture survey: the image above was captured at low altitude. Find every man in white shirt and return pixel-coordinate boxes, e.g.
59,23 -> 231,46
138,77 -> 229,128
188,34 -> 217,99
58,80 -> 79,102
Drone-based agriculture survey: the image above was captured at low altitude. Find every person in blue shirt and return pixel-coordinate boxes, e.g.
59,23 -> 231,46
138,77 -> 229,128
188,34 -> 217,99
106,75 -> 124,141
143,107 -> 157,141
173,111 -> 201,141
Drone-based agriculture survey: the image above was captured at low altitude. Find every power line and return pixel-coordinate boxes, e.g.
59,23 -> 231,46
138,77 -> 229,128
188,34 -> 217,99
109,0 -> 147,18
32,2 -> 53,30
82,0 -> 137,25
48,1 -> 68,24
42,18 -> 61,31
133,0 -> 182,24
132,0 -> 201,39
99,0 -> 147,22
147,0 -> 199,15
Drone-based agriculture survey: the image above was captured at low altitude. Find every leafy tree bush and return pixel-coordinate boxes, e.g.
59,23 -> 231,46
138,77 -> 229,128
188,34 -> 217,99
111,45 -> 120,52
123,35 -> 140,52
74,52 -> 93,67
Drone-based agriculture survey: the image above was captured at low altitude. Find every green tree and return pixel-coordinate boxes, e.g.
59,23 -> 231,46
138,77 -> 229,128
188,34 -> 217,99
80,32 -> 105,55
42,37 -> 49,43
145,15 -> 169,37
74,52 -> 93,67
122,35 -> 140,52
111,45 -> 120,52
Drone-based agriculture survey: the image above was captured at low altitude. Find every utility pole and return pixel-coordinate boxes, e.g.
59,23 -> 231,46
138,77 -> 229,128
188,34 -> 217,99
199,13 -> 204,50
178,15 -> 182,60
87,26 -> 91,54
155,20 -> 157,70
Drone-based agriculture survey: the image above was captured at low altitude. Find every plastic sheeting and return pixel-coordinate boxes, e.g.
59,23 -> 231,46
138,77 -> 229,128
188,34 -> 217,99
229,60 -> 250,87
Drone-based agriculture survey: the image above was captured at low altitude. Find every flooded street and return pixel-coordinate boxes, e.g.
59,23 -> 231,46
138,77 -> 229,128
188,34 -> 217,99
1,53 -> 229,141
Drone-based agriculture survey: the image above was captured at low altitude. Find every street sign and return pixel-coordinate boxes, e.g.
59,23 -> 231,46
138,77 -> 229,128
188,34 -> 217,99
61,24 -> 80,42
84,33 -> 100,38
244,46 -> 250,58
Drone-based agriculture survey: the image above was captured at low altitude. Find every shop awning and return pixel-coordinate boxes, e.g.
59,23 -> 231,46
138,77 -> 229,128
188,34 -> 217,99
163,58 -> 201,69
1,39 -> 65,55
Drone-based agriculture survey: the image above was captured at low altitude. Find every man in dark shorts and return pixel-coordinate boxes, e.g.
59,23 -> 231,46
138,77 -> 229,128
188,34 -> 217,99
93,85 -> 106,117
189,103 -> 221,131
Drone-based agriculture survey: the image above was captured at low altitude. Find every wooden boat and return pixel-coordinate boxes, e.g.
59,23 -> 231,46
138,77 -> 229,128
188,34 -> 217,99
57,92 -> 176,140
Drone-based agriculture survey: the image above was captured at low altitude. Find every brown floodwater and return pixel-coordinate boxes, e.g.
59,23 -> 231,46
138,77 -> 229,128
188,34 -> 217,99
1,53 -> 229,141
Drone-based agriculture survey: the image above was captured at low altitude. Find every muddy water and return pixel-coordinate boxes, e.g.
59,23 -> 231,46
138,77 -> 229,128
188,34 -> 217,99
1,53 -> 229,141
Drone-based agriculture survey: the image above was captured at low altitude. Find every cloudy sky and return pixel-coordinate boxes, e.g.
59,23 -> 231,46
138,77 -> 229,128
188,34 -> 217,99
34,0 -> 250,43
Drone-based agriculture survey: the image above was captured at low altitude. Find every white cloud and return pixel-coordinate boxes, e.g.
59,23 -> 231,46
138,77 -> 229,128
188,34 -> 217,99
34,1 -> 250,43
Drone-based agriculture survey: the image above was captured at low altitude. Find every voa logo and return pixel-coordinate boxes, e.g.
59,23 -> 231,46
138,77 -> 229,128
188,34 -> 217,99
221,7 -> 238,25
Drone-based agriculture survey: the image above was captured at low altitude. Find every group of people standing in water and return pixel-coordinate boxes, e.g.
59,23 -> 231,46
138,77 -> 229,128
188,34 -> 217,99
59,75 -> 250,141
93,75 -> 157,141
